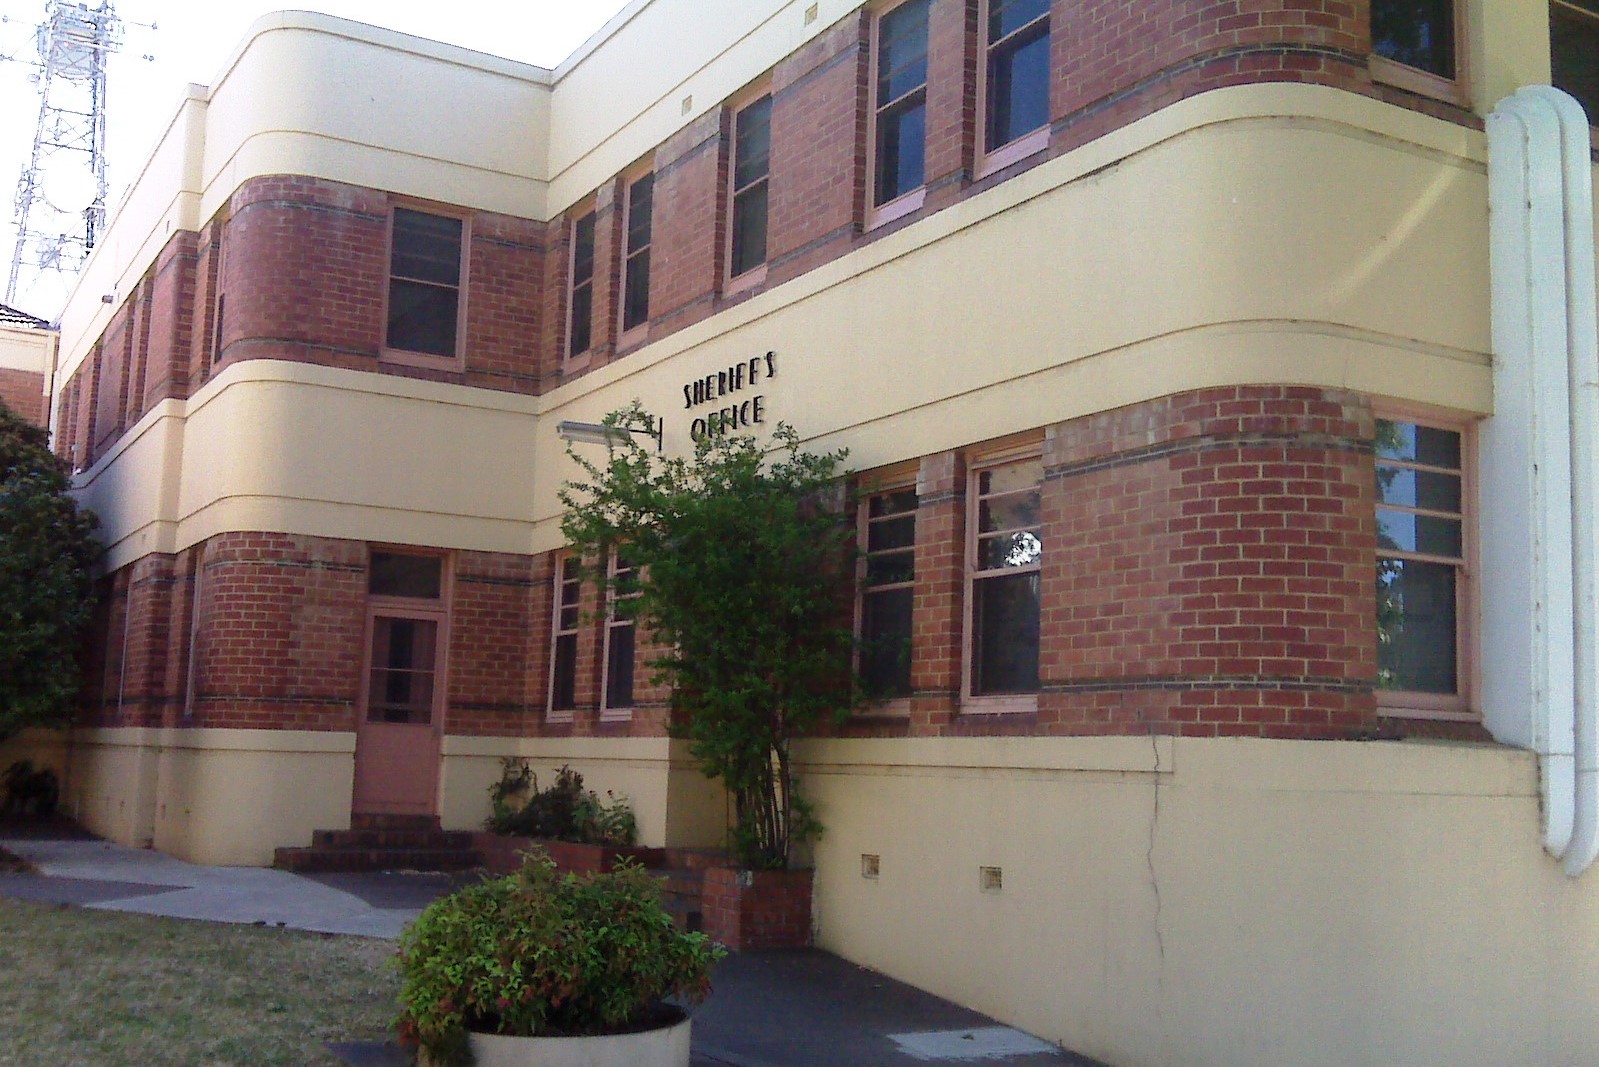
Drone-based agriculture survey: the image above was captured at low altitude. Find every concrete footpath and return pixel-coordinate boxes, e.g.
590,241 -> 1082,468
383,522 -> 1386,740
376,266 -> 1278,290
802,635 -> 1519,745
0,828 -> 1103,1067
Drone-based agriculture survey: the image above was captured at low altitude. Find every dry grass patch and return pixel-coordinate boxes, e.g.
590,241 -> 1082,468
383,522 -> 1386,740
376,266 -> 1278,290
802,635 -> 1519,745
0,898 -> 401,1066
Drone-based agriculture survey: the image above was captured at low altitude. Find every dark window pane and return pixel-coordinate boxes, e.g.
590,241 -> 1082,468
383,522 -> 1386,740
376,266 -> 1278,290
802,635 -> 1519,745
1376,420 -> 1461,467
1372,0 -> 1456,79
869,489 -> 918,518
875,97 -> 927,205
627,175 -> 654,254
867,549 -> 915,585
569,283 -> 593,356
978,459 -> 1043,498
979,491 -> 1040,534
734,97 -> 772,189
868,514 -> 916,553
879,0 -> 930,104
863,586 -> 914,697
988,22 -> 1050,149
1552,3 -> 1599,123
606,624 -> 635,708
1377,557 -> 1458,694
370,553 -> 442,598
978,530 -> 1043,569
1377,510 -> 1463,557
368,616 -> 437,724
732,182 -> 769,277
624,248 -> 651,331
1376,466 -> 1462,512
391,209 -> 461,284
552,633 -> 578,711
973,571 -> 1040,695
572,213 -> 596,282
989,0 -> 1049,42
387,280 -> 458,356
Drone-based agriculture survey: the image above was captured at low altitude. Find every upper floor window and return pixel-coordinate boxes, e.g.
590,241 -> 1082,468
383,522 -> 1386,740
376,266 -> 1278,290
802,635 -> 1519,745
386,207 -> 464,361
1370,0 -> 1464,101
729,94 -> 773,282
621,173 -> 654,336
860,486 -> 917,700
1376,418 -> 1470,716
982,0 -> 1050,164
1552,0 -> 1599,123
967,453 -> 1042,704
568,211 -> 597,360
871,0 -> 930,221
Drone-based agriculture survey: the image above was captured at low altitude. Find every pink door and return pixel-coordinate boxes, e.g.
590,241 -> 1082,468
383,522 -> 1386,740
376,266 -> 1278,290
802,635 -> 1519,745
353,608 -> 445,814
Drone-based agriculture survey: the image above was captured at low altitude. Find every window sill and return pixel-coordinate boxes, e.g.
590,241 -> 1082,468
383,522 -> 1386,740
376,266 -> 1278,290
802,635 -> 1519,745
960,693 -> 1039,715
866,187 -> 926,231
546,710 -> 576,725
381,347 -> 463,373
599,707 -> 633,724
1377,692 -> 1474,722
563,352 -> 594,375
616,324 -> 649,354
975,126 -> 1049,182
1370,56 -> 1468,108
724,263 -> 767,297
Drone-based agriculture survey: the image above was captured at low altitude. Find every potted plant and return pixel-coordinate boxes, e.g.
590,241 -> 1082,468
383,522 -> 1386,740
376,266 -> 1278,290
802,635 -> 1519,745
396,850 -> 724,1067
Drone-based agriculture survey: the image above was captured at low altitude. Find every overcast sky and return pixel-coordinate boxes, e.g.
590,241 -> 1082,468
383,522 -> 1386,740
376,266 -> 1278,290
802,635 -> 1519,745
0,0 -> 631,320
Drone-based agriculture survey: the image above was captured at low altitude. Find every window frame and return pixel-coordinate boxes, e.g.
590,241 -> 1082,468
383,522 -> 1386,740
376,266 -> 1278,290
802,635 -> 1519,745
1368,0 -> 1469,106
962,439 -> 1044,713
975,0 -> 1052,179
380,201 -> 470,372
1374,409 -> 1476,721
599,548 -> 639,722
565,204 -> 599,369
726,87 -> 774,294
547,552 -> 583,723
856,468 -> 920,712
618,167 -> 656,348
867,0 -> 932,230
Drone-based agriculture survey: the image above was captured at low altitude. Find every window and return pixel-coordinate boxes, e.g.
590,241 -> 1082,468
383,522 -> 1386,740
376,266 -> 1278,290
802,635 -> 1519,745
549,555 -> 582,718
386,207 -> 464,361
1552,0 -> 1599,123
568,211 -> 597,359
1376,418 -> 1469,714
601,550 -> 639,718
621,174 -> 654,335
982,0 -> 1050,164
871,0 -> 930,221
860,487 -> 917,700
1370,0 -> 1464,100
967,454 -> 1042,702
370,552 -> 444,599
729,94 -> 773,282
364,551 -> 446,727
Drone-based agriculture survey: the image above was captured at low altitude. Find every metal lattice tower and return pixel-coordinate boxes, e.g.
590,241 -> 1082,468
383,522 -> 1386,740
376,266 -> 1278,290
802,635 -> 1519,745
5,1 -> 124,307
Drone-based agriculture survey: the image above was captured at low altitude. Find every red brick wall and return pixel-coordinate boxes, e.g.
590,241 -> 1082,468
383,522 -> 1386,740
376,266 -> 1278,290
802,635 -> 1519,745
648,110 -> 727,338
92,304 -> 133,455
0,367 -> 44,426
140,231 -> 198,411
701,867 -> 813,949
447,551 -> 541,738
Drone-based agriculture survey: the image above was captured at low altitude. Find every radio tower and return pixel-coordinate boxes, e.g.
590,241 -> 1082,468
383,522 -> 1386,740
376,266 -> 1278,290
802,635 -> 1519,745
4,1 -> 124,309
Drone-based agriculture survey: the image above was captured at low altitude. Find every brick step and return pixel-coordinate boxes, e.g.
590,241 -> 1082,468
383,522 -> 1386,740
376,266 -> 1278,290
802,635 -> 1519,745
655,847 -> 728,872
273,845 -> 482,874
349,813 -> 442,832
312,828 -> 474,850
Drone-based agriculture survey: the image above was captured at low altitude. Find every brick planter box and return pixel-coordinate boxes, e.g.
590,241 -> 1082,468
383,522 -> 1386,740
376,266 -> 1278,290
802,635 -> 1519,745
701,867 -> 813,950
472,832 -> 664,876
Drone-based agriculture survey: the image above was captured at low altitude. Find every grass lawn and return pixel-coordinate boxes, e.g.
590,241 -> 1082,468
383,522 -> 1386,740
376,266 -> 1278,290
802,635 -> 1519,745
0,897 -> 402,1066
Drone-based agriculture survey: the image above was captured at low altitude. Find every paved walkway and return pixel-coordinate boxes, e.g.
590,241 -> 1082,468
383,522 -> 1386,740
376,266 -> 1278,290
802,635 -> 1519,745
0,830 -> 1103,1067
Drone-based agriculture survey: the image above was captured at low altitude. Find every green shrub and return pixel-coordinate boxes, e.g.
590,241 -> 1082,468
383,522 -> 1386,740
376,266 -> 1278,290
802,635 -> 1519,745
395,851 -> 723,1065
484,761 -> 638,847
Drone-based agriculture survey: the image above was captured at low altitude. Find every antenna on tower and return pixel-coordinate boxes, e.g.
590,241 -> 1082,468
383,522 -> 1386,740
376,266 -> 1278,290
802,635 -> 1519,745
3,1 -> 132,309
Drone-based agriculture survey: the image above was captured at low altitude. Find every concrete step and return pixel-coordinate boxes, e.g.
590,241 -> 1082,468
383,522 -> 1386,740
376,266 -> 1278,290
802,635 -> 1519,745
274,845 -> 482,874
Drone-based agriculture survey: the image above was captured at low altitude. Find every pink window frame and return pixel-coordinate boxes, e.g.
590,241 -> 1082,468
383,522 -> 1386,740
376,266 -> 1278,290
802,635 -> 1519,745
855,468 -> 920,715
961,439 -> 1044,714
379,201 -> 470,372
599,548 -> 638,722
974,0 -> 1051,180
547,552 -> 583,723
617,167 -> 655,351
725,86 -> 773,295
565,204 -> 599,371
360,546 -> 453,727
866,0 -> 932,231
1374,408 -> 1477,721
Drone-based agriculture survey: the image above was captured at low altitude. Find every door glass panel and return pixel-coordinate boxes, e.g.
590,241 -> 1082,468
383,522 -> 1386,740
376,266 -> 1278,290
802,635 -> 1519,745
368,616 -> 438,724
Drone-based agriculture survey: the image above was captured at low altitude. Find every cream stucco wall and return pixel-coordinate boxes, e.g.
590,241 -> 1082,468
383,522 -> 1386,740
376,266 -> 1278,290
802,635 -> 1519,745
0,322 -> 54,377
799,735 -> 1599,1067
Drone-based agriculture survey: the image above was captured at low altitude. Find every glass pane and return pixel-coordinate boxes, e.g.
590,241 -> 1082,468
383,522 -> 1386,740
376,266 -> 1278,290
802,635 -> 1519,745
1377,466 -> 1461,513
569,283 -> 593,356
624,249 -> 651,331
369,553 -> 442,598
875,97 -> 927,206
386,280 -> 458,357
559,604 -> 580,631
368,616 -> 437,724
734,96 -> 773,189
1378,510 -> 1463,558
978,458 -> 1043,498
572,213 -> 596,283
989,0 -> 1049,42
1377,557 -> 1458,694
972,571 -> 1040,695
1371,0 -> 1456,79
978,529 -> 1043,569
869,489 -> 918,518
627,175 -> 654,254
863,586 -> 914,697
868,513 -> 916,552
391,209 -> 461,284
551,633 -> 578,711
731,182 -> 769,277
987,23 -> 1050,148
606,623 -> 636,709
1375,420 -> 1460,468
866,548 -> 915,586
879,0 -> 930,104
1553,4 -> 1599,123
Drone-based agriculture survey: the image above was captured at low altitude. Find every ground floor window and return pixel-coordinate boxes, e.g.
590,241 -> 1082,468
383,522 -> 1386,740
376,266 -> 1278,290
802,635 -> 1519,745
967,452 -> 1042,703
601,550 -> 638,718
549,555 -> 581,719
860,486 -> 917,700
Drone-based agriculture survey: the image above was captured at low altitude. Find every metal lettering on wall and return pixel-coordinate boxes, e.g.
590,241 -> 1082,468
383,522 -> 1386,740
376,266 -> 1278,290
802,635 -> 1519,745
682,350 -> 776,440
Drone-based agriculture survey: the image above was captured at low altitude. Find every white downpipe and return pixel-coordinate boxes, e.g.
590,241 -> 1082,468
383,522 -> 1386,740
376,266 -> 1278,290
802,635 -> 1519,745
1484,86 -> 1599,876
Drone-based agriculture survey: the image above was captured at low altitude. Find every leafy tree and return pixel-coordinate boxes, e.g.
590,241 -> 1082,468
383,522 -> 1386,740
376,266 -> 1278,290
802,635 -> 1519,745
559,405 -> 854,869
0,402 -> 98,741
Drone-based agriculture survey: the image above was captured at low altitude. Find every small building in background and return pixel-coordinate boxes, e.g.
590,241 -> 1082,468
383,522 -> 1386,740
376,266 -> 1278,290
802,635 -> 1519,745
0,302 -> 57,428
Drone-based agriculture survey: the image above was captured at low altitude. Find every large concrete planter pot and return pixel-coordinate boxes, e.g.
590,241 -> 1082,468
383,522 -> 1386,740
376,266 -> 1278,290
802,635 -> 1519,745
465,1011 -> 692,1067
